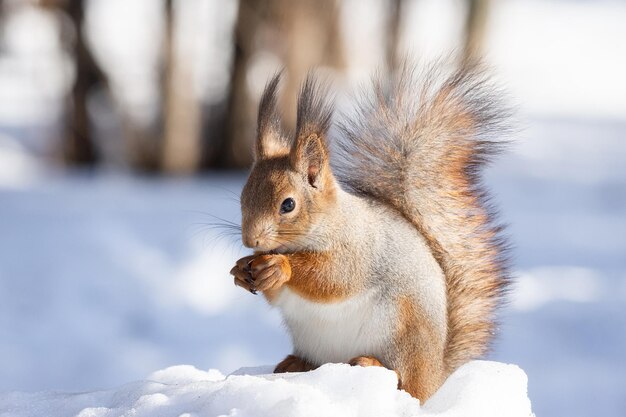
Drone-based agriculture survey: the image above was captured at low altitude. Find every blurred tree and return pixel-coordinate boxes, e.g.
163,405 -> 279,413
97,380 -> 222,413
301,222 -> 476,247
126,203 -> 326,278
217,0 -> 344,169
33,0 -> 491,173
161,0 -> 202,174
120,0 -> 168,172
62,0 -> 106,166
116,0 -> 200,174
386,0 -> 404,72
40,0 -> 198,173
123,111 -> 162,172
0,1 -> 4,54
463,0 -> 490,64
277,0 -> 344,131
384,0 -> 490,70
0,0 -> 6,45
216,0 -> 256,169
40,0 -> 107,166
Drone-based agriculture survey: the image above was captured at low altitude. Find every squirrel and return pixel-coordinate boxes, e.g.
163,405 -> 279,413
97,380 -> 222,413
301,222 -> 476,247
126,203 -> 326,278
229,62 -> 510,402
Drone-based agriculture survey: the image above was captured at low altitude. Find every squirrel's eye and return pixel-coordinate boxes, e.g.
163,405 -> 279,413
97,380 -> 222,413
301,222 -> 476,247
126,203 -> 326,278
280,198 -> 296,214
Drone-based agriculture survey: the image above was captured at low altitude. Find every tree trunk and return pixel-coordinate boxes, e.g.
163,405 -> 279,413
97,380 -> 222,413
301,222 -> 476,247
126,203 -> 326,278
385,0 -> 404,73
217,0 -> 261,169
160,0 -> 201,174
63,0 -> 105,166
463,0 -> 490,64
217,0 -> 345,169
278,0 -> 344,131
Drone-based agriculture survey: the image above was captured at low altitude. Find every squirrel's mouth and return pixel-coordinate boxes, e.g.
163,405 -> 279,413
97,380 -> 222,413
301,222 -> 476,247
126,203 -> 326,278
249,239 -> 290,254
275,247 -> 298,255
243,229 -> 304,254
263,244 -> 294,255
260,239 -> 302,255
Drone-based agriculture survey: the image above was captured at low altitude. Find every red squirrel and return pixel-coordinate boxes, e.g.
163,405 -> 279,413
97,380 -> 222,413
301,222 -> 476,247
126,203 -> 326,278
229,63 -> 510,401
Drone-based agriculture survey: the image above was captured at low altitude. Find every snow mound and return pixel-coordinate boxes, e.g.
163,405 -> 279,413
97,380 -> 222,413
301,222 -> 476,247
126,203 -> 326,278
0,361 -> 533,417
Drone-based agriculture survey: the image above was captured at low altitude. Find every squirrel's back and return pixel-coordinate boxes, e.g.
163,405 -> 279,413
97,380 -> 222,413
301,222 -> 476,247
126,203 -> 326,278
335,61 -> 511,373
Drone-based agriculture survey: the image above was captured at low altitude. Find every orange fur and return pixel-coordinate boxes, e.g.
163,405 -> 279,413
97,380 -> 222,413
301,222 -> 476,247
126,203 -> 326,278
349,356 -> 384,367
284,252 -> 355,303
237,251 -> 354,304
391,296 -> 446,400
275,354 -> 318,373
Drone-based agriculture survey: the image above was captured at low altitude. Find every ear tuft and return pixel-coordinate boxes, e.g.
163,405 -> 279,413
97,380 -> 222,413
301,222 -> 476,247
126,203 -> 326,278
291,73 -> 334,188
296,73 -> 334,140
256,72 -> 289,159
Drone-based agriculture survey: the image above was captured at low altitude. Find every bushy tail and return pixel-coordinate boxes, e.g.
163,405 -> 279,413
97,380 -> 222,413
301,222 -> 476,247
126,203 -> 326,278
335,62 -> 511,373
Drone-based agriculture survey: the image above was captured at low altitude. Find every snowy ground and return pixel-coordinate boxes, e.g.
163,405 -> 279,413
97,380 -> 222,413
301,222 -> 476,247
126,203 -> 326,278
1,116 -> 625,416
486,117 -> 626,417
0,361 -> 532,417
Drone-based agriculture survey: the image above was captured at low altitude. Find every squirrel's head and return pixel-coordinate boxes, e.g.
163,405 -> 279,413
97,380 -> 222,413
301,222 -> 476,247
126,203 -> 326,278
240,73 -> 336,253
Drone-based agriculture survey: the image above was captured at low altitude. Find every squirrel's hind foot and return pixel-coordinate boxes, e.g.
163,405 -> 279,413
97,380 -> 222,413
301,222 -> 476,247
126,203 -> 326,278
348,355 -> 384,367
349,356 -> 402,389
274,354 -> 317,373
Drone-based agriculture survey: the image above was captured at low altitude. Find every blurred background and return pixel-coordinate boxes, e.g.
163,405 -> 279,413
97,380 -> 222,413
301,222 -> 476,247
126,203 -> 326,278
0,0 -> 624,416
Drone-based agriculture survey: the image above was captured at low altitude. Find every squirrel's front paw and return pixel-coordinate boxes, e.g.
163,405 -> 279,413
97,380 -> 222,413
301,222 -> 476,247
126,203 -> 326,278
249,254 -> 292,292
230,255 -> 257,294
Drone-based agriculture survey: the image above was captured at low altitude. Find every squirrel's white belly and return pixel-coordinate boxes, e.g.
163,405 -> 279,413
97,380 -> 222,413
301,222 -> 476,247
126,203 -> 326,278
274,287 -> 394,365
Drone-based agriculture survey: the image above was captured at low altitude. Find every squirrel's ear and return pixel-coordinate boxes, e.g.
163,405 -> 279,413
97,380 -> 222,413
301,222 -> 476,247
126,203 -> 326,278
291,133 -> 328,188
256,72 -> 289,160
290,73 -> 333,188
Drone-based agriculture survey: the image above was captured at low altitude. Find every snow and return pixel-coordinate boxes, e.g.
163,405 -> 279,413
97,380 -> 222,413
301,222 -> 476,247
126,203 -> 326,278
512,266 -> 603,311
0,0 -> 625,416
0,112 -> 624,417
0,133 -> 42,188
2,118 -> 621,417
0,173 -> 286,392
0,361 -> 532,417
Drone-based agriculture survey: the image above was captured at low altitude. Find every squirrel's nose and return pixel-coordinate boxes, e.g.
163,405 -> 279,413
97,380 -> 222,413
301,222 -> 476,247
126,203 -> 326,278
242,233 -> 261,249
242,220 -> 269,249
242,234 -> 254,248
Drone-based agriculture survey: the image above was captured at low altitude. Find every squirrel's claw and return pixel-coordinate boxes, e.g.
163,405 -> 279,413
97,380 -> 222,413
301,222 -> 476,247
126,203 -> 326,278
230,264 -> 257,295
233,276 -> 256,295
